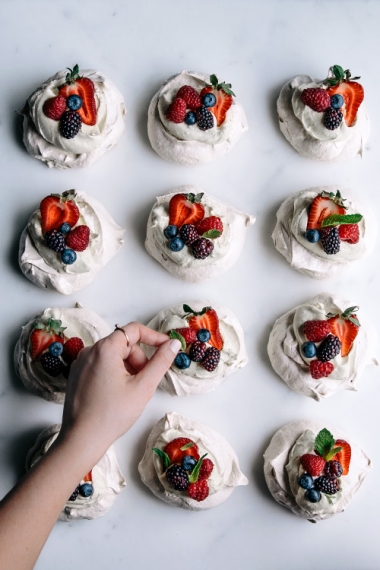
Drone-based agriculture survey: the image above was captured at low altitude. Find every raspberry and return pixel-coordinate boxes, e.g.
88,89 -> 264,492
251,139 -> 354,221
196,106 -> 214,130
201,347 -> 220,371
191,237 -> 214,259
179,224 -> 199,246
176,85 -> 202,110
338,224 -> 360,244
166,97 -> 187,123
324,460 -> 343,478
301,88 -> 331,112
65,225 -> 90,252
40,353 -> 64,377
314,476 -> 340,495
320,226 -> 340,255
195,216 -> 223,237
43,95 -> 67,120
62,337 -> 85,364
199,458 -> 214,480
316,334 -> 341,362
60,110 -> 82,139
324,107 -> 344,130
187,479 -> 209,502
165,464 -> 189,491
45,229 -> 66,253
300,454 -> 326,477
189,340 -> 207,362
173,328 -> 197,347
303,320 -> 331,343
310,360 -> 334,379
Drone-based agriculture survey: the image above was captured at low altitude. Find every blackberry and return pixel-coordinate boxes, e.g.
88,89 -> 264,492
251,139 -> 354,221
324,460 -> 343,478
201,347 -> 220,371
316,334 -> 341,362
314,476 -> 340,495
191,237 -> 214,259
320,226 -> 340,255
179,224 -> 199,246
40,353 -> 64,377
165,464 -> 189,491
196,106 -> 214,130
45,229 -> 66,253
324,107 -> 343,130
189,340 -> 207,362
60,110 -> 82,139
69,487 -> 80,501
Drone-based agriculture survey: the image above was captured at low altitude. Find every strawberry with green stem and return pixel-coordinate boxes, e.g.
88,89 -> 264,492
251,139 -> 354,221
40,190 -> 80,234
29,319 -> 66,360
327,306 -> 360,357
325,65 -> 364,127
59,64 -> 97,126
184,304 -> 224,351
200,75 -> 235,127
168,193 -> 205,228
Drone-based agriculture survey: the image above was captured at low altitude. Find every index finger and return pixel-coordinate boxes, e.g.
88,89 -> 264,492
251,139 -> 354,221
114,322 -> 168,348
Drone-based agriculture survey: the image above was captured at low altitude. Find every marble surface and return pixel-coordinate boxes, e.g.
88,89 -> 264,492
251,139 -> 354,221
0,1 -> 380,569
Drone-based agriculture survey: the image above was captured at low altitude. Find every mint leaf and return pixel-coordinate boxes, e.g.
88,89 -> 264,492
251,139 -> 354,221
189,454 -> 207,484
321,214 -> 362,227
203,229 -> 221,239
325,446 -> 342,462
180,442 -> 195,451
152,448 -> 170,469
314,428 -> 335,458
169,330 -> 186,351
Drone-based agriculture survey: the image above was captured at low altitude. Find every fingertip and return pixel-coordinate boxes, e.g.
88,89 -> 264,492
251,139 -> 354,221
169,339 -> 181,354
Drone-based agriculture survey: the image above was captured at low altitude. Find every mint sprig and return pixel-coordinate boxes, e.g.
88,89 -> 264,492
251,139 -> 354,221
169,330 -> 186,351
189,454 -> 208,484
314,428 -> 335,458
321,213 -> 362,227
152,448 -> 171,469
203,229 -> 222,239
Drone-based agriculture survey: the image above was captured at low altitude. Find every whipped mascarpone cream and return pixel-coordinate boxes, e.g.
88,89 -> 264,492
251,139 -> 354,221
22,69 -> 126,169
277,74 -> 370,161
14,304 -> 111,404
145,187 -> 255,283
267,293 -> 378,401
138,412 -> 248,510
142,301 -> 248,396
26,424 -> 126,521
147,71 -> 248,165
19,190 -> 125,295
272,186 -> 376,280
263,421 -> 371,522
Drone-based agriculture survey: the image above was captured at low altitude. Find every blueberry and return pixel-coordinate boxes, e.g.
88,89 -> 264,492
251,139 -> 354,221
164,225 -> 178,239
49,341 -> 63,357
169,237 -> 185,252
79,483 -> 94,497
305,229 -> 320,243
197,329 -> 211,343
181,455 -> 197,471
60,222 -> 72,234
185,111 -> 197,125
61,248 -> 77,264
305,488 -> 321,503
174,352 -> 191,369
298,473 -> 314,490
330,94 -> 344,109
302,342 -> 317,359
202,93 -> 216,108
66,94 -> 83,111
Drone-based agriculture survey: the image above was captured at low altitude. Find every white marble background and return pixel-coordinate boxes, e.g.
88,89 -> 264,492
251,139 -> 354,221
0,1 -> 379,569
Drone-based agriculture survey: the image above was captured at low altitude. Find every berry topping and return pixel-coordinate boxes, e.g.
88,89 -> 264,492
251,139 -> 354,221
169,193 -> 205,228
191,237 -> 214,259
319,226 -> 340,255
165,464 -> 189,491
48,341 -> 64,357
314,476 -> 340,495
174,352 -> 191,370
199,458 -> 214,480
172,327 -> 197,347
164,225 -> 178,239
298,474 -> 314,489
305,488 -> 321,503
325,65 -> 364,127
202,93 -> 216,108
169,237 -> 185,252
327,307 -> 360,357
66,94 -> 83,111
195,216 -> 223,239
305,229 -> 320,243
59,65 -> 97,126
200,74 -> 235,127
166,97 -> 187,123
323,107 -> 343,130
324,460 -> 343,478
201,347 -> 220,371
61,249 -> 77,265
304,320 -> 332,343
310,360 -> 334,379
330,93 -> 344,109
196,105 -> 214,130
40,353 -> 64,377
189,340 -> 207,362
59,110 -> 82,139
30,319 -> 65,360
338,223 -> 360,244
45,229 -> 66,253
69,487 -> 80,502
79,483 -> 94,497
316,334 -> 341,362
60,222 -> 72,234
176,85 -> 202,110
185,305 -> 224,350
65,225 -> 90,252
307,191 -> 346,231
187,479 -> 209,502
330,439 -> 351,475
164,438 -> 200,464
301,87 -> 331,112
300,454 -> 326,477
185,112 -> 197,125
62,337 -> 84,364
179,224 -> 199,246
43,95 -> 67,120
197,329 -> 211,343
181,455 -> 198,472
301,342 -> 317,359
40,191 -> 80,234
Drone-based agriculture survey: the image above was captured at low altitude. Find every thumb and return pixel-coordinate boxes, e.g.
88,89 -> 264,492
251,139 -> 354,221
134,338 -> 181,392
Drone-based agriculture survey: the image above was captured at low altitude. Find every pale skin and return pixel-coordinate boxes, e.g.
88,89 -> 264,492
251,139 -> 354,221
0,322 -> 181,570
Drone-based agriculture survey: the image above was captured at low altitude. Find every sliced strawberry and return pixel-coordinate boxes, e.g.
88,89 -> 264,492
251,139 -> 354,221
328,309 -> 360,358
307,195 -> 346,230
330,439 -> 351,475
327,81 -> 364,127
83,470 -> 92,482
29,319 -> 66,360
168,193 -> 205,228
40,192 -> 80,234
59,65 -> 97,126
164,438 -> 200,464
200,85 -> 232,127
187,307 -> 223,350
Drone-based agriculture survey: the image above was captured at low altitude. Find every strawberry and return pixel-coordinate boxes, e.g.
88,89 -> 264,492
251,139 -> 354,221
324,66 -> 364,127
83,470 -> 92,482
200,74 -> 235,127
168,193 -> 205,228
327,307 -> 360,357
309,360 -> 334,379
307,191 -> 346,230
40,190 -> 80,234
62,337 -> 84,364
185,305 -> 224,350
330,439 -> 351,475
65,225 -> 90,252
29,319 -> 65,360
300,453 -> 326,476
187,479 -> 209,501
301,88 -> 331,112
173,327 -> 197,347
43,95 -> 67,120
164,438 -> 200,464
176,85 -> 202,110
303,320 -> 331,342
338,224 -> 360,244
199,458 -> 214,480
195,216 -> 223,238
59,64 -> 97,126
166,97 -> 187,123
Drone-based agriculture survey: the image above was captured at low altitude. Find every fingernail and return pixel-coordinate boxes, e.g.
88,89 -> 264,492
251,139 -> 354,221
169,339 -> 182,354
